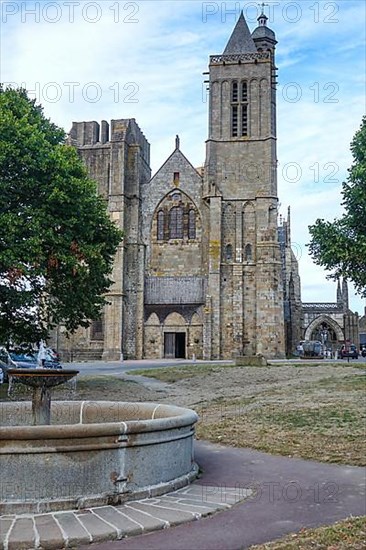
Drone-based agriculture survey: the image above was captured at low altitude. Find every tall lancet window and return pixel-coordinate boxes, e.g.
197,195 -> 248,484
231,80 -> 249,137
169,206 -> 183,239
188,209 -> 196,239
241,81 -> 249,137
232,80 -> 238,101
231,81 -> 239,137
157,210 -> 164,240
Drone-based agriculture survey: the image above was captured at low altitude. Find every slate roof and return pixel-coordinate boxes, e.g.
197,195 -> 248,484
223,12 -> 257,54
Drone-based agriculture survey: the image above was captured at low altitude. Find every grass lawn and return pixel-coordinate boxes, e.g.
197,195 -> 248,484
130,363 -> 366,467
249,516 -> 366,549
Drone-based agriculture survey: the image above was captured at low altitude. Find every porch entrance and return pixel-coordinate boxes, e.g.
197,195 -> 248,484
164,332 -> 186,359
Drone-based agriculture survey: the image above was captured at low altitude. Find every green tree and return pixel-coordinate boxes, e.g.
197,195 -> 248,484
308,116 -> 366,297
0,87 -> 123,346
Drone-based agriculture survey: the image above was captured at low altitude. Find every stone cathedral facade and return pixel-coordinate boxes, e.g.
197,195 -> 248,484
55,13 -> 358,361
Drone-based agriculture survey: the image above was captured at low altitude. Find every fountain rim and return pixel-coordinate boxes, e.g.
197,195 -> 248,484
0,400 -> 199,440
0,400 -> 198,513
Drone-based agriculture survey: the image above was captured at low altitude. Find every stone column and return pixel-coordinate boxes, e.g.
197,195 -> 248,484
207,197 -> 222,358
203,295 -> 212,360
232,264 -> 244,356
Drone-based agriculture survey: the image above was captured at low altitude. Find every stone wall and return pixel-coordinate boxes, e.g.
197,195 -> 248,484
62,119 -> 151,360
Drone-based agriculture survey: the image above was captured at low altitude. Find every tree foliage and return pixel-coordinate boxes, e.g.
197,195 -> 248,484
308,116 -> 366,297
0,87 -> 123,346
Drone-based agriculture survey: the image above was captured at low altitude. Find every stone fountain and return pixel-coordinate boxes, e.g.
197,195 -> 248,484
0,369 -> 198,514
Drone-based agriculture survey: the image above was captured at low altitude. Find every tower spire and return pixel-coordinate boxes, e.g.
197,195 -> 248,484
342,279 -> 349,311
337,278 -> 342,304
223,11 -> 257,54
286,206 -> 291,243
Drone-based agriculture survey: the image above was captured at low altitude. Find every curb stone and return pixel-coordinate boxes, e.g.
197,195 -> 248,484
0,485 -> 252,550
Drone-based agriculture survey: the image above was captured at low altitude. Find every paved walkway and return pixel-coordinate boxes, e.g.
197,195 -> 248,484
1,441 -> 365,549
82,442 -> 366,550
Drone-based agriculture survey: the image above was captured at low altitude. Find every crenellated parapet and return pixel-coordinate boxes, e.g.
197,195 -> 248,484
68,120 -> 108,146
68,118 -> 150,167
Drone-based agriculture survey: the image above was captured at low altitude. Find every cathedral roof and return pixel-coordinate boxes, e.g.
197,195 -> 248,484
150,137 -> 202,182
223,11 -> 257,54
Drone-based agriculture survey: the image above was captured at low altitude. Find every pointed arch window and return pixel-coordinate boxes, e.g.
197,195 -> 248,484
157,210 -> 165,240
225,244 -> 233,262
169,206 -> 183,239
245,243 -> 252,261
188,209 -> 196,239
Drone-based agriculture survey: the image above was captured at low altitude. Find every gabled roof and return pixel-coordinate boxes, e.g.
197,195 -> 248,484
150,144 -> 202,183
223,11 -> 257,54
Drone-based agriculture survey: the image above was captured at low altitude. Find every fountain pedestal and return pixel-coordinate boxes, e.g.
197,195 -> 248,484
32,385 -> 51,424
7,369 -> 79,425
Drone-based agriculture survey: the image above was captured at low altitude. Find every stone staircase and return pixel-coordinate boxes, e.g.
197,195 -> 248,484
60,348 -> 104,362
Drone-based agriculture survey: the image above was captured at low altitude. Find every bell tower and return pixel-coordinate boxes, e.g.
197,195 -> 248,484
203,10 -> 285,358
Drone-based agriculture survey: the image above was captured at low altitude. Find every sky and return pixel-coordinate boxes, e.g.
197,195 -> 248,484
1,0 -> 365,314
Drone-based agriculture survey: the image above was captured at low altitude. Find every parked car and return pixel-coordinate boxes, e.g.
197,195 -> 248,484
339,344 -> 359,359
9,350 -> 62,370
301,340 -> 324,358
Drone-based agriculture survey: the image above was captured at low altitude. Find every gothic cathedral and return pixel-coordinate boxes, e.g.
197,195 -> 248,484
58,13 -> 302,360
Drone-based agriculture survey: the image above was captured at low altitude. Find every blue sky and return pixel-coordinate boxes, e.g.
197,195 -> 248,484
1,0 -> 365,313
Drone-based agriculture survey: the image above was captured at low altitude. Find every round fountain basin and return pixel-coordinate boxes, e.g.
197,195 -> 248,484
0,401 -> 198,514
7,368 -> 79,388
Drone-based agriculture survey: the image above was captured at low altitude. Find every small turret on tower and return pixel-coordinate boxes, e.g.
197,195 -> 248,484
258,4 -> 268,27
251,5 -> 277,52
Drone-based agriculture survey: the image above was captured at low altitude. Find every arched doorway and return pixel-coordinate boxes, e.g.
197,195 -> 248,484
304,315 -> 344,351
